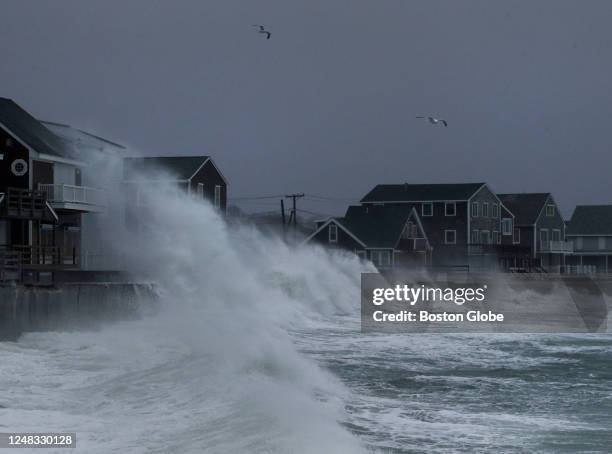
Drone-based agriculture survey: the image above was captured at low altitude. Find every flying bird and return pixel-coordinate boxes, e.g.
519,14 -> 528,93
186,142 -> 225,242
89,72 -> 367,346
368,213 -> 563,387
416,116 -> 448,127
252,24 -> 271,40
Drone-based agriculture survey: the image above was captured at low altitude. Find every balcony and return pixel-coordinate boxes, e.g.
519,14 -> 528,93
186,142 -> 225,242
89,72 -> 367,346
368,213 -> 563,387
0,187 -> 56,221
397,237 -> 430,252
468,244 -> 532,256
540,240 -> 573,254
39,184 -> 107,212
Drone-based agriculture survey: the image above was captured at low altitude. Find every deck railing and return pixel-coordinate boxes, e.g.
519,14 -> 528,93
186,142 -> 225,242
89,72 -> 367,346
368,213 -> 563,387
38,184 -> 107,207
540,240 -> 574,253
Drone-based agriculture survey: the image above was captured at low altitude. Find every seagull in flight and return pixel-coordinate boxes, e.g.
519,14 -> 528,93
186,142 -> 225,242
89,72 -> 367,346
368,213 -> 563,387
416,116 -> 448,127
252,24 -> 271,40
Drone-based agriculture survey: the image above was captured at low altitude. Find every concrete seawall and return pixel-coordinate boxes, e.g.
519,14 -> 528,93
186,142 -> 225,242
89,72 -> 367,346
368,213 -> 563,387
0,283 -> 158,340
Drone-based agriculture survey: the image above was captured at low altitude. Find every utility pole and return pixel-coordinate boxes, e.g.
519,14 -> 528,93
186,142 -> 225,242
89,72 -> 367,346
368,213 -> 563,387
284,193 -> 304,241
280,199 -> 287,238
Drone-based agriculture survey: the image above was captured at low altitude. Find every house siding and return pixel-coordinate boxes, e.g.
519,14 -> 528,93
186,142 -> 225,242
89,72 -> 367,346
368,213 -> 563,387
310,222 -> 362,252
0,125 -> 30,191
190,160 -> 227,212
534,195 -> 565,253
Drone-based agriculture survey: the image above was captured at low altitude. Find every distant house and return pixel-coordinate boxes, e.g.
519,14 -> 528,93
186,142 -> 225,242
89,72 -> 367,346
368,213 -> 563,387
123,156 -> 228,212
0,97 -> 124,280
304,204 -> 431,269
497,193 -> 571,272
359,183 -> 505,268
566,205 -> 612,274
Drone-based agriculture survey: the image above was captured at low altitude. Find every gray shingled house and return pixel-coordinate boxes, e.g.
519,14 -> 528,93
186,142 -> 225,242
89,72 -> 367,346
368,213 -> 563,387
123,156 -> 228,212
0,97 -> 124,280
497,193 -> 571,272
359,183 -> 505,269
566,205 -> 612,274
304,204 -> 431,269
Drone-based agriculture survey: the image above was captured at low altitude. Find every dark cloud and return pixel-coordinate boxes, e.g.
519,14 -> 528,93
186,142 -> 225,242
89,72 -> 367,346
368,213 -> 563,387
1,0 -> 611,217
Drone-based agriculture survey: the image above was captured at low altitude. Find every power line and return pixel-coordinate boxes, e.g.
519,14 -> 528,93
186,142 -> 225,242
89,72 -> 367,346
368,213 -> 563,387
229,194 -> 284,201
304,194 -> 357,202
296,208 -> 337,218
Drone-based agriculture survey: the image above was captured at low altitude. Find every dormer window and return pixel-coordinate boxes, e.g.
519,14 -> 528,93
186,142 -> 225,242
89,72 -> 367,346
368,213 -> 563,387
445,202 -> 456,216
546,204 -> 555,217
422,203 -> 433,217
329,224 -> 338,243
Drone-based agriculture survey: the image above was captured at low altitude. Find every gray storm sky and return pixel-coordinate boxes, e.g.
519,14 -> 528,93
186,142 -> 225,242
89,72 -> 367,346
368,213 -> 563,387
1,0 -> 611,217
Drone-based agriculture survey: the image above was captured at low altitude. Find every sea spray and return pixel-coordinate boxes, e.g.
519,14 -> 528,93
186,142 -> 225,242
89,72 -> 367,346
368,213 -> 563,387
1,166 -> 374,452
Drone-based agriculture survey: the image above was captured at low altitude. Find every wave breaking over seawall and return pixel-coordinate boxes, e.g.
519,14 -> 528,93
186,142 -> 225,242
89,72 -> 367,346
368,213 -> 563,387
0,176 -> 374,453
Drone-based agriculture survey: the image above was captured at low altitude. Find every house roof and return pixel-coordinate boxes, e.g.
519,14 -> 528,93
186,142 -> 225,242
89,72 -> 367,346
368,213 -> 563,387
497,193 -> 551,225
566,205 -> 612,235
336,204 -> 418,248
123,156 -> 210,180
41,121 -> 125,154
360,183 -> 485,203
0,97 -> 72,159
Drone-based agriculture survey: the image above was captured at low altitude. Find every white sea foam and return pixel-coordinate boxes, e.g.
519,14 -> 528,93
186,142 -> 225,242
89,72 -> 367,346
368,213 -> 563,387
0,176 -> 375,453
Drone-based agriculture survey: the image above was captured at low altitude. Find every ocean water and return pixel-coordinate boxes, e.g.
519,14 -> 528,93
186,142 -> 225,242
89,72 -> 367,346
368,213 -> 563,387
1,184 -> 611,453
2,311 -> 612,453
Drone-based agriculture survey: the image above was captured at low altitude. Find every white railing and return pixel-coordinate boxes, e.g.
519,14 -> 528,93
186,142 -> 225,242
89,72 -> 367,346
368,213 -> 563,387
540,240 -> 574,253
39,184 -> 107,207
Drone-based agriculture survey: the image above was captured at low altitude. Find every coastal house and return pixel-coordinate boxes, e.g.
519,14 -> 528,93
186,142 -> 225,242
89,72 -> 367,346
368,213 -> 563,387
0,97 -> 124,281
565,205 -> 612,274
497,193 -> 571,272
359,183 -> 506,269
304,204 -> 432,269
122,156 -> 228,212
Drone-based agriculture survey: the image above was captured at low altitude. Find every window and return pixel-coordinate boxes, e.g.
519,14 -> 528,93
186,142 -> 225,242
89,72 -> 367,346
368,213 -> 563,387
492,203 -> 499,218
445,202 -> 456,216
552,229 -> 561,242
513,228 -> 520,244
576,237 -> 583,250
471,229 -> 479,244
444,230 -> 456,244
482,202 -> 489,218
471,202 -> 479,218
599,237 -> 606,250
422,203 -> 433,217
197,183 -> 204,199
502,218 -> 512,235
480,230 -> 490,244
371,250 -> 391,267
328,224 -> 338,243
540,229 -> 549,247
356,250 -> 366,259
545,204 -> 555,217
214,185 -> 221,208
402,221 -> 418,239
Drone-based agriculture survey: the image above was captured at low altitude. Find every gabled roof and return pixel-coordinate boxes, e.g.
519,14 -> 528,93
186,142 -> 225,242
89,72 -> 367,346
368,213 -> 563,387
360,183 -> 485,203
566,205 -> 612,235
497,193 -> 551,225
41,121 -> 125,154
123,156 -> 211,180
0,97 -> 72,158
322,204 -> 422,248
